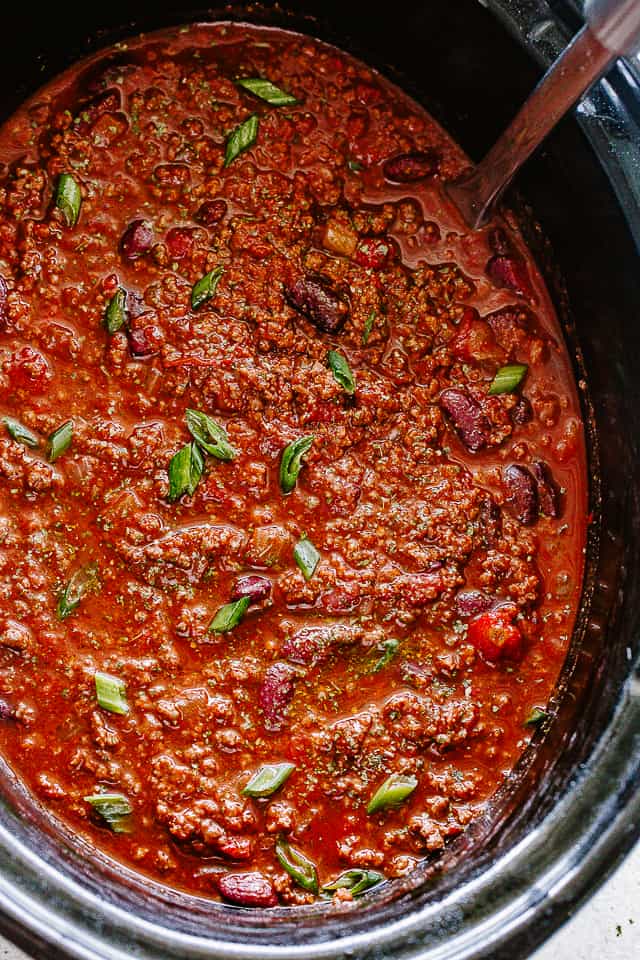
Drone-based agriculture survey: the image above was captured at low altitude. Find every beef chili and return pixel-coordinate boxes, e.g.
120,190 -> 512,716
0,22 -> 586,907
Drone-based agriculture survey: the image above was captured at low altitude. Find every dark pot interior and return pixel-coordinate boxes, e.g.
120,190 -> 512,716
0,2 -> 639,959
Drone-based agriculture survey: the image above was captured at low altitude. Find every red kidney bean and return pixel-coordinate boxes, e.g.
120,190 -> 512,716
321,584 -> 361,614
0,700 -> 15,721
455,590 -> 493,619
531,460 -> 561,518
477,496 -> 502,547
382,149 -> 440,182
486,254 -> 532,298
128,325 -> 159,358
284,275 -> 349,334
439,388 -> 490,453
121,219 -> 153,260
259,662 -> 298,730
231,575 -> 272,604
468,607 -> 523,662
127,291 -> 147,320
218,872 -> 278,907
504,464 -> 538,525
75,89 -> 122,133
511,395 -> 533,425
0,275 -> 8,326
195,199 -> 228,226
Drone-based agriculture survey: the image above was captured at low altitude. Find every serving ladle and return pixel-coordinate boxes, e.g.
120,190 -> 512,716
447,0 -> 640,228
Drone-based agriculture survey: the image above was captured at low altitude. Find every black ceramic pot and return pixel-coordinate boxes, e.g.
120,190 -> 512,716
0,1 -> 638,958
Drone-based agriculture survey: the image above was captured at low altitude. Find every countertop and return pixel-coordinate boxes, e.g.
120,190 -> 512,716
0,841 -> 637,959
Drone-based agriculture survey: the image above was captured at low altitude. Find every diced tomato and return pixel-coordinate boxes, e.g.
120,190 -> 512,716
468,607 -> 523,662
355,237 -> 390,269
5,346 -> 50,391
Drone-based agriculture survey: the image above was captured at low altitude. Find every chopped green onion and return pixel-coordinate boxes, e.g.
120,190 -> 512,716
293,536 -> 320,580
370,639 -> 399,673
362,309 -> 376,345
347,159 -> 363,173
275,838 -> 318,893
47,420 -> 73,462
236,77 -> 297,106
4,417 -> 38,448
224,115 -> 259,167
185,409 -> 236,461
55,173 -> 82,227
209,596 -> 250,634
322,869 -> 385,898
524,706 -> 548,727
84,793 -> 133,833
191,266 -> 224,311
367,773 -> 417,815
327,350 -> 356,395
487,363 -> 528,396
279,435 -> 314,494
94,672 -> 129,715
242,762 -> 295,798
104,287 -> 128,333
57,562 -> 99,620
167,442 -> 204,501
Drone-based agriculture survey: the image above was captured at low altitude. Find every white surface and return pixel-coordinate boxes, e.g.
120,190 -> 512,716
0,843 -> 638,958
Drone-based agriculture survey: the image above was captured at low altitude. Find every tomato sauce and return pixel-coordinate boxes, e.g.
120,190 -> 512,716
0,22 -> 587,906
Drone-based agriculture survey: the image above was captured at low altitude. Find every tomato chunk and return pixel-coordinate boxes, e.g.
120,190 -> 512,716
468,607 -> 523,662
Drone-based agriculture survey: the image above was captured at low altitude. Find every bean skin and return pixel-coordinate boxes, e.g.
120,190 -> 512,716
218,872 -> 278,907
504,464 -> 538,525
440,388 -> 490,453
284,275 -> 349,334
382,150 -> 440,182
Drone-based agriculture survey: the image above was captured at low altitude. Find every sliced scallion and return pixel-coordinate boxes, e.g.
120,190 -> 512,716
370,639 -> 399,673
47,420 -> 73,462
84,793 -> 133,833
322,869 -> 385,898
327,350 -> 356,395
167,442 -> 204,501
279,435 -> 313,494
487,363 -> 528,396
236,77 -> 297,106
104,287 -> 128,333
191,266 -> 224,311
4,417 -> 39,448
293,536 -> 320,580
57,562 -> 99,620
524,706 -> 548,727
209,596 -> 250,634
367,773 -> 417,815
185,409 -> 236,461
224,115 -> 259,167
242,762 -> 295,798
275,838 -> 318,893
362,309 -> 376,345
55,173 -> 82,227
95,671 -> 129,715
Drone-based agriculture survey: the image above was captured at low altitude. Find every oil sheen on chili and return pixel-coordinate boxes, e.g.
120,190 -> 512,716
0,22 -> 586,907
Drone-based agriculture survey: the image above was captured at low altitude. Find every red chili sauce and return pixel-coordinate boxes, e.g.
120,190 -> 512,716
0,22 -> 586,906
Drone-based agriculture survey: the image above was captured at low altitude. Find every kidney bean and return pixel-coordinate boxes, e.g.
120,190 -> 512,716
259,662 -> 298,730
128,325 -> 159,358
218,872 -> 278,907
231,575 -> 272,604
127,291 -> 148,320
531,460 -> 561,518
511,395 -> 533,425
382,149 -> 440,183
0,275 -> 8,326
284,275 -> 349,334
477,496 -> 502,547
439,388 -> 490,453
486,254 -> 532,298
468,607 -> 523,662
0,699 -> 15,721
504,464 -> 538,525
195,199 -> 228,226
75,88 -> 122,133
121,219 -> 153,260
455,590 -> 493,618
321,584 -> 361,615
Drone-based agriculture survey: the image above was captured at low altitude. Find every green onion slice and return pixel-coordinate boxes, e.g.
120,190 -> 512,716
279,435 -> 314,494
524,706 -> 548,727
104,287 -> 128,333
168,442 -> 204,501
487,363 -> 528,396
4,417 -> 39,448
224,115 -> 259,167
362,309 -> 376,345
209,596 -> 250,634
367,773 -> 418,815
84,793 -> 133,833
327,349 -> 356,395
293,536 -> 320,580
242,762 -> 296,798
191,266 -> 224,311
275,838 -> 319,893
236,77 -> 297,106
322,869 -> 385,898
95,672 -> 129,715
47,420 -> 73,462
57,562 -> 99,620
370,639 -> 399,673
185,409 -> 236,461
55,173 -> 82,227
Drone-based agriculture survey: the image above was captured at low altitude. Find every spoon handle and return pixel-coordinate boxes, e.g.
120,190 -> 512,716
447,1 -> 640,229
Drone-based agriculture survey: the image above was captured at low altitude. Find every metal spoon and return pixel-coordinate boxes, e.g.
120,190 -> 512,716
447,0 -> 640,229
